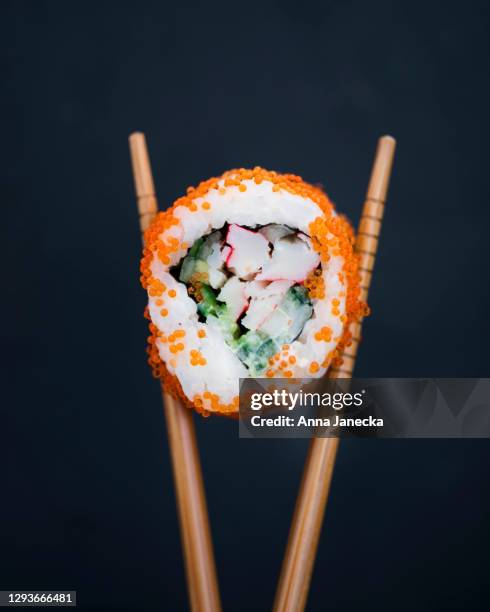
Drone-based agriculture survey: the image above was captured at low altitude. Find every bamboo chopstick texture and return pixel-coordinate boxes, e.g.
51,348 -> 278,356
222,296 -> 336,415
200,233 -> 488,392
129,132 -> 221,612
331,135 -> 396,378
273,136 -> 396,612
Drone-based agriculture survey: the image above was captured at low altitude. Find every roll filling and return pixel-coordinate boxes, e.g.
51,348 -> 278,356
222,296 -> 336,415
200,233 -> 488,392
173,224 -> 318,375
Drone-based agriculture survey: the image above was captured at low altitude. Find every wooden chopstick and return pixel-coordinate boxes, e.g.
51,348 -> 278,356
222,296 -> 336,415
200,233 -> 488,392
273,136 -> 396,612
129,132 -> 222,612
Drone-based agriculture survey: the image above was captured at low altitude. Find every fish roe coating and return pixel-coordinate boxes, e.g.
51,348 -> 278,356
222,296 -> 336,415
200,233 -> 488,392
140,167 -> 367,416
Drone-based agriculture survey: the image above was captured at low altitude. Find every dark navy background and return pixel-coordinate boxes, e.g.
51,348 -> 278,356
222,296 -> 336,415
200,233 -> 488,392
2,1 -> 490,610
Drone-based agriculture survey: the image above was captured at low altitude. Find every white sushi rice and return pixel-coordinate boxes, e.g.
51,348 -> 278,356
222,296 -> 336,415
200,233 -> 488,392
147,178 -> 347,409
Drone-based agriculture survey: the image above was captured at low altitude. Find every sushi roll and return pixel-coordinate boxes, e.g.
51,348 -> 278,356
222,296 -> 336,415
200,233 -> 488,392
141,168 -> 367,416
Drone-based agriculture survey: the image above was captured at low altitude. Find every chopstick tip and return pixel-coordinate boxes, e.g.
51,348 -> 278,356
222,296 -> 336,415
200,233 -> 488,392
379,134 -> 396,148
129,131 -> 144,143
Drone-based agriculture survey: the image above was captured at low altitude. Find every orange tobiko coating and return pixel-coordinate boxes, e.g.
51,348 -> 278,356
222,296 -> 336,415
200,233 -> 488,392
141,167 -> 367,416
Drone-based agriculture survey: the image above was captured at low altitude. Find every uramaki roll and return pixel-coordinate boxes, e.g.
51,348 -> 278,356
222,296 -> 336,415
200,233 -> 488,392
141,168 -> 366,416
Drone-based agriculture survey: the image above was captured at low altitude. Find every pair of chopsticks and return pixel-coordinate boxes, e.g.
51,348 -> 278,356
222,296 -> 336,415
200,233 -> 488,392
129,134 -> 395,611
